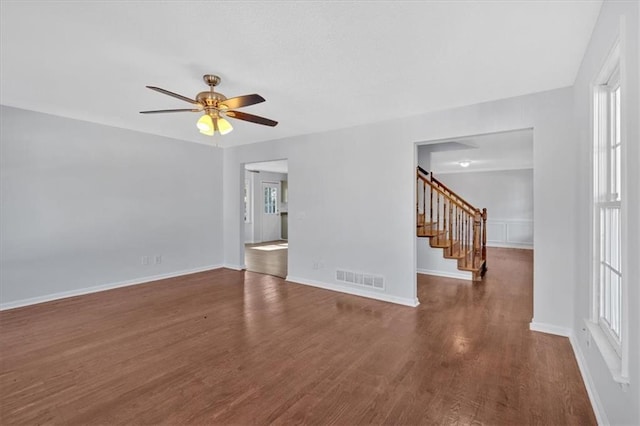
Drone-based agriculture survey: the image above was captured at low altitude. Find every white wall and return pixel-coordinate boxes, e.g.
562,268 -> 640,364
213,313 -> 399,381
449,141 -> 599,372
224,126 -> 419,305
436,169 -> 534,248
244,170 -> 287,244
223,87 -> 575,316
0,106 -> 224,308
417,144 -> 431,171
571,1 -> 640,424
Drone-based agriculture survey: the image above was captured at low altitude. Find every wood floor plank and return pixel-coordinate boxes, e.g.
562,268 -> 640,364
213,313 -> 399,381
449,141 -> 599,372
0,248 -> 595,425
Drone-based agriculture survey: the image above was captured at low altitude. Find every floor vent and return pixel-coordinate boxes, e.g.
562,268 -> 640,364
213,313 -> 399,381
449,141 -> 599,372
336,269 -> 384,290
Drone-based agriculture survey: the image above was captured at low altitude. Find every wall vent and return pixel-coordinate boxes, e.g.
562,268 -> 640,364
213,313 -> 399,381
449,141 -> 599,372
335,269 -> 385,290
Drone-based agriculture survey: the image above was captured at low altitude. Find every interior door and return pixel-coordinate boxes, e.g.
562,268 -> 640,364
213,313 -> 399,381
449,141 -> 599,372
261,182 -> 280,242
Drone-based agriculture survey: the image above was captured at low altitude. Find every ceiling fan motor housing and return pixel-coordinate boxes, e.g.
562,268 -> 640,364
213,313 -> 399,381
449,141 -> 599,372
196,91 -> 227,109
199,75 -> 226,111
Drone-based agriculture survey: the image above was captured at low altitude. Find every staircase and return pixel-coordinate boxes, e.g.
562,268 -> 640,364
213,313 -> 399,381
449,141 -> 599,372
416,166 -> 487,281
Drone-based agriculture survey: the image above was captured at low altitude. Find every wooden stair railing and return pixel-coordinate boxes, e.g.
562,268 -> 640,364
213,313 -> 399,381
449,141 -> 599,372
416,166 -> 487,281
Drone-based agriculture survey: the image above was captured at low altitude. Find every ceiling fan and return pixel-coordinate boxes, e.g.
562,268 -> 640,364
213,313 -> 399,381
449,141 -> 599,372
140,74 -> 278,136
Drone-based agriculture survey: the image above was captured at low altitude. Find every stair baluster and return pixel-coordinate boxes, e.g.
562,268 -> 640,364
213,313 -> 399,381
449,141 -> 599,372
416,167 -> 487,280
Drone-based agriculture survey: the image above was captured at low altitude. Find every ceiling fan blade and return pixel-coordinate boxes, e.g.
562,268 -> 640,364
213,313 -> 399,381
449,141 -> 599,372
226,110 -> 278,127
140,108 -> 201,114
146,86 -> 199,105
220,94 -> 265,110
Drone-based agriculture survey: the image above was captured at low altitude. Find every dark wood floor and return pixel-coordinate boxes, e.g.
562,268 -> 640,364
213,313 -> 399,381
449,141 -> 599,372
0,248 -> 595,425
245,240 -> 288,278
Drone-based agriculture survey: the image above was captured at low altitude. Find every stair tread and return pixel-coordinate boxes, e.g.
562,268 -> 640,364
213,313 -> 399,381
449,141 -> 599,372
417,225 -> 441,237
443,245 -> 466,259
428,232 -> 450,247
430,241 -> 451,248
458,258 -> 486,272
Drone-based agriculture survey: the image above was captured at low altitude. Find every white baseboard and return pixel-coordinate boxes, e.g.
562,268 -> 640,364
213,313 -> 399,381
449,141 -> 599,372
569,333 -> 609,426
486,243 -> 534,250
417,268 -> 472,280
285,275 -> 419,307
529,321 -> 572,337
0,264 -> 224,311
223,264 -> 246,271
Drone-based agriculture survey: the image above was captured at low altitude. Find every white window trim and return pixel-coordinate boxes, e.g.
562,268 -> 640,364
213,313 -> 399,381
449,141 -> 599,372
584,319 -> 627,384
588,36 -> 630,385
244,177 -> 253,224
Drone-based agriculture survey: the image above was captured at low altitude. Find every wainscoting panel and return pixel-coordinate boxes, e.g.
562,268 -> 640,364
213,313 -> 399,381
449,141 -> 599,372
486,220 -> 533,249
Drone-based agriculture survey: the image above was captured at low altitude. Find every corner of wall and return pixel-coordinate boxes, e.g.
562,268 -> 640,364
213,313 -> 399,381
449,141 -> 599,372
568,332 -> 609,426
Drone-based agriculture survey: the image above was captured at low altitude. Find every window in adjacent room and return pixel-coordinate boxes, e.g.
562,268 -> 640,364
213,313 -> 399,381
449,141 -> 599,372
264,185 -> 278,214
244,178 -> 252,223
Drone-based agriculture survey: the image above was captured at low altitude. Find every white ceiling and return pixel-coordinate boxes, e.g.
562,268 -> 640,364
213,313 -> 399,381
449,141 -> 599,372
1,1 -> 601,148
427,129 -> 533,174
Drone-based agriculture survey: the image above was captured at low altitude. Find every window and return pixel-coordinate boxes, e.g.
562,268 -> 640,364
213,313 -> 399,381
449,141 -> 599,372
594,66 -> 622,354
244,178 -> 252,223
264,186 -> 278,214
590,40 -> 628,383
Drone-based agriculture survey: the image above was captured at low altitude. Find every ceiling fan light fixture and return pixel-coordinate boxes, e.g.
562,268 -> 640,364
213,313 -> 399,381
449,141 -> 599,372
217,117 -> 233,135
197,114 -> 213,134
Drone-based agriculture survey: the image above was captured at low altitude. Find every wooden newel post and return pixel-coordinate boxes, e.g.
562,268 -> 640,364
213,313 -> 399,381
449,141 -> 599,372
482,208 -> 487,262
473,209 -> 481,266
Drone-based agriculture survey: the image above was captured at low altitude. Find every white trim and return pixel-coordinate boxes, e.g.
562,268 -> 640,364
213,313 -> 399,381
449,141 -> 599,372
486,242 -> 533,250
0,264 -> 224,311
529,321 -> 572,337
617,17 -> 630,382
569,333 -> 610,426
431,165 -> 533,175
584,319 -> 629,384
223,263 -> 246,271
486,219 -> 533,249
286,275 -> 420,307
417,268 -> 472,281
244,176 -> 253,224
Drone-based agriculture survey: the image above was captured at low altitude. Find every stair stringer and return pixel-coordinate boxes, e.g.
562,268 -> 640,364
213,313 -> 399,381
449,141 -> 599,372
416,236 -> 473,280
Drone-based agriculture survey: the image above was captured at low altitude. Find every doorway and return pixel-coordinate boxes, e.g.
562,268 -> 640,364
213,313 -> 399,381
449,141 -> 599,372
243,160 -> 289,278
414,128 -> 534,283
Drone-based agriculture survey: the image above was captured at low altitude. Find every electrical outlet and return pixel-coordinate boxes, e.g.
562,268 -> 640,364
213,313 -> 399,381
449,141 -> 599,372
141,256 -> 149,265
155,255 -> 162,265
